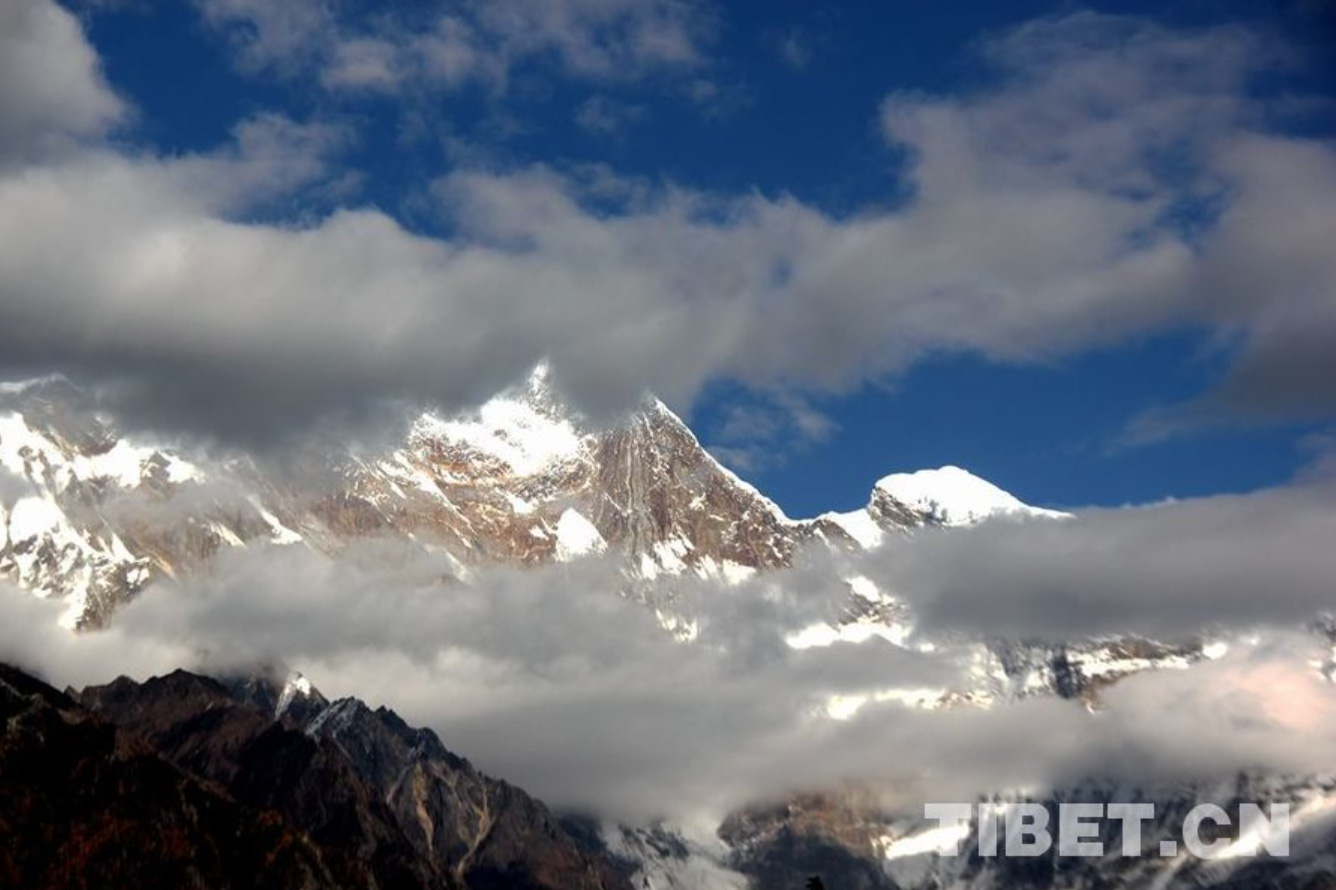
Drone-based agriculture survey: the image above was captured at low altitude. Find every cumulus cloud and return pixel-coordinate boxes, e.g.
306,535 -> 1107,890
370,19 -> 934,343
1,4 -> 1332,446
0,0 -> 125,165
858,479 -> 1336,640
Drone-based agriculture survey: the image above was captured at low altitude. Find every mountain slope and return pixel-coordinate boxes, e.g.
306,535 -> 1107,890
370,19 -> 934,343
77,667 -> 632,890
0,372 -> 1067,630
0,662 -> 377,889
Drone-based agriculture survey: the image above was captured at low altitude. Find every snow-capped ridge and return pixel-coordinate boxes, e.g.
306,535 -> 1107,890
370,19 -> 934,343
275,672 -> 315,718
817,507 -> 885,548
874,464 -> 1069,527
411,364 -> 589,478
1,368 -> 1070,631
651,396 -> 795,527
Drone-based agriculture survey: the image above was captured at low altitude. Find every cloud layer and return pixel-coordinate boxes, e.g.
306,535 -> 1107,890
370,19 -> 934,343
0,4 -> 1333,444
861,478 -> 1336,640
0,0 -> 124,165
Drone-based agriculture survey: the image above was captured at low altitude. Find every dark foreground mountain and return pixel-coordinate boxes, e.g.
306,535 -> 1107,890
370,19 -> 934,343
0,661 -> 630,890
6,659 -> 1336,889
0,662 -> 362,889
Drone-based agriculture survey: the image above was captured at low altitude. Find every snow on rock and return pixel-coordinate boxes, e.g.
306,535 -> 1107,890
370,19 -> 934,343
653,537 -> 691,575
414,367 -> 587,478
823,686 -> 949,719
786,619 -> 917,651
880,821 -> 971,859
554,508 -> 606,561
820,507 -> 885,548
875,465 -> 1068,526
877,820 -> 973,889
1067,645 -> 1193,679
0,414 -> 58,480
601,823 -> 749,890
253,500 -> 304,545
275,673 -> 314,718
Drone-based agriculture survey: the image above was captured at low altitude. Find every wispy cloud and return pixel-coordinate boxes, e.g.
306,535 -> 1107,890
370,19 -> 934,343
574,95 -> 648,137
194,0 -> 715,95
708,392 -> 837,473
776,28 -> 815,71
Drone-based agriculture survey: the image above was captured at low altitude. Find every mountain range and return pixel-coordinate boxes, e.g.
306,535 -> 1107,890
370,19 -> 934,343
1,369 -> 1332,889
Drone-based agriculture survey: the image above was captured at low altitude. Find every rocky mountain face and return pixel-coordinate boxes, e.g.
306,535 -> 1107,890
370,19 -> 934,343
0,372 -> 1070,630
0,373 -> 1189,704
32,662 -> 632,890
0,372 -> 861,630
0,661 -> 418,889
0,371 -> 1081,626
10,650 -> 1327,890
5,371 -> 1327,889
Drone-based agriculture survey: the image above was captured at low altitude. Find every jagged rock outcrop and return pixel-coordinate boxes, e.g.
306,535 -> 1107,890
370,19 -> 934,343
77,667 -> 631,890
1,372 -> 857,628
0,662 -> 380,889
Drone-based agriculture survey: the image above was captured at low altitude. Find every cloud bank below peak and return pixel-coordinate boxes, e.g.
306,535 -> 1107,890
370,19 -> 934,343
2,524 -> 1334,823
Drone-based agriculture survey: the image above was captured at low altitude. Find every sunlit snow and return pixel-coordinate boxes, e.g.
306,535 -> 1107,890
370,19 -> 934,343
554,508 -> 606,561
876,465 -> 1069,526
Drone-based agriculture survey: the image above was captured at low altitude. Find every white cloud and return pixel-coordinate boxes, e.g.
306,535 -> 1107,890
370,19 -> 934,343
0,0 -> 125,165
1,4 -> 1333,447
2,538 -> 1333,824
860,479 -> 1336,640
195,0 -> 713,95
194,0 -> 338,77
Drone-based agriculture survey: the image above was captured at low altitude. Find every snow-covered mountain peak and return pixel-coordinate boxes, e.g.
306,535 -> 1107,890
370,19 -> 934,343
411,370 -> 590,479
1,370 -> 1071,631
874,464 -> 1068,526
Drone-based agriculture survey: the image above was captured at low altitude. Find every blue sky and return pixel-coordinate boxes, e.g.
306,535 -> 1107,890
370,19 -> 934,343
5,0 -> 1335,516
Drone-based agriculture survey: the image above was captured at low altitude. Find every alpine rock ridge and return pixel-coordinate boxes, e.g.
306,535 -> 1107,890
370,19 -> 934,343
2,369 -> 1327,890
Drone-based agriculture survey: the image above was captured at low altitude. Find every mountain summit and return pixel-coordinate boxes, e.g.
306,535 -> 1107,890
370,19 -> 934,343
0,372 -> 1058,628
